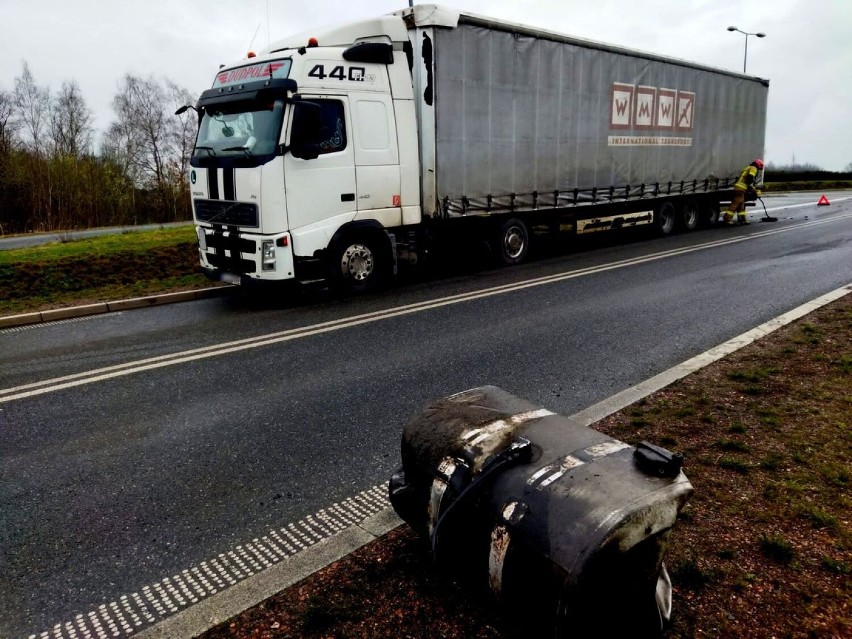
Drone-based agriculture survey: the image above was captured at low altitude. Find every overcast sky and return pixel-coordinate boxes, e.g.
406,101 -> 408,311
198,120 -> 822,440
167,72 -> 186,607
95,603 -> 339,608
1,0 -> 849,170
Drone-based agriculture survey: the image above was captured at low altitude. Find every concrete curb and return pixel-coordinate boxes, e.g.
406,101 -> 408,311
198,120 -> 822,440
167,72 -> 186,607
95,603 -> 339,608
0,286 -> 234,329
135,509 -> 402,639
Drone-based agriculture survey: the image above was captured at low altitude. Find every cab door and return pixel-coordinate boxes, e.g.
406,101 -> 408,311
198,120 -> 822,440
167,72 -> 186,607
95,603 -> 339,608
351,94 -> 401,226
283,96 -> 356,241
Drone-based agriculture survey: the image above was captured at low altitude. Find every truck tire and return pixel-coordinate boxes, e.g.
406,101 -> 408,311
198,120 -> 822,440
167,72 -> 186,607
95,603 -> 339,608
679,199 -> 699,231
655,202 -> 676,236
330,235 -> 385,293
702,201 -> 721,227
495,217 -> 530,265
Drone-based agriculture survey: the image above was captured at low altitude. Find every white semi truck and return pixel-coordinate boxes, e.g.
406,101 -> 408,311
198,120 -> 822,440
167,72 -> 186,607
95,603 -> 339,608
182,4 -> 768,291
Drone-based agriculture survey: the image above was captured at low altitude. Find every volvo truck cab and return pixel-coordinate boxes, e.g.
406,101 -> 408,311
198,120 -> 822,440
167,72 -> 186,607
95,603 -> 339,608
185,16 -> 420,290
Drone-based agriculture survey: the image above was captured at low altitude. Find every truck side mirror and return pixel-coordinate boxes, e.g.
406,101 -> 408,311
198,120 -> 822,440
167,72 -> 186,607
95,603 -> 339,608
175,104 -> 202,126
290,102 -> 322,160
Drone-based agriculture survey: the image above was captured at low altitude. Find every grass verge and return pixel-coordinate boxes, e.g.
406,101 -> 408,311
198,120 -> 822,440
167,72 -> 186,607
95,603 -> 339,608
0,226 -> 214,316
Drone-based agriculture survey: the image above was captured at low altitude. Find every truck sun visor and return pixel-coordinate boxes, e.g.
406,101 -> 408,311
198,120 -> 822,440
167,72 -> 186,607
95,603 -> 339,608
197,78 -> 298,108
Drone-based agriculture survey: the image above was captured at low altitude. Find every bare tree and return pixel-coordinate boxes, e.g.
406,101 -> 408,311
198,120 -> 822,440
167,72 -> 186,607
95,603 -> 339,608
102,113 -> 139,183
105,74 -> 194,221
0,90 -> 19,235
165,81 -> 197,220
44,81 -> 96,229
11,62 -> 53,228
109,74 -> 169,191
50,80 -> 94,158
0,67 -> 195,232
13,62 -> 50,154
0,90 -> 19,156
166,80 -> 197,185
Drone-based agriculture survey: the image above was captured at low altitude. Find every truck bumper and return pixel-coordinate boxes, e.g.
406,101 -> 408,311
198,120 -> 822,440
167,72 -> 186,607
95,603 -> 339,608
197,226 -> 295,282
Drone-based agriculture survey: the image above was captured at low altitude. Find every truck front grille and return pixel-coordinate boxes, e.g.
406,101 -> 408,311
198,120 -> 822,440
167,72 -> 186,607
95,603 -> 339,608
194,199 -> 259,227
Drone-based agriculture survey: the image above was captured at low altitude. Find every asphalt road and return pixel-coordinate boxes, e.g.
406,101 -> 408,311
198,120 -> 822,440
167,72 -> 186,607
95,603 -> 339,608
1,194 -> 851,637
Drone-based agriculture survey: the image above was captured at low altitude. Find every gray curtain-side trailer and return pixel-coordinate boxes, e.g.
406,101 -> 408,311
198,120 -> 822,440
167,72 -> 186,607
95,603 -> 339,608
402,4 -> 769,246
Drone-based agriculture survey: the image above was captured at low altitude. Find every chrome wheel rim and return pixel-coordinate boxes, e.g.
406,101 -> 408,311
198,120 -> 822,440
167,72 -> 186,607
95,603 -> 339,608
503,225 -> 526,260
340,243 -> 374,281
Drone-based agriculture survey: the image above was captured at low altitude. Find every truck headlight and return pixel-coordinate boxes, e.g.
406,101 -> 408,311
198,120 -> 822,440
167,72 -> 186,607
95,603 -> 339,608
262,240 -> 276,271
196,227 -> 207,251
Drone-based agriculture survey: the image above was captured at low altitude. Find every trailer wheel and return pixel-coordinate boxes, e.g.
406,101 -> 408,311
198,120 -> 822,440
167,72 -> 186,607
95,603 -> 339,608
495,217 -> 530,265
655,202 -> 676,235
330,235 -> 385,293
702,201 -> 721,227
679,199 -> 699,231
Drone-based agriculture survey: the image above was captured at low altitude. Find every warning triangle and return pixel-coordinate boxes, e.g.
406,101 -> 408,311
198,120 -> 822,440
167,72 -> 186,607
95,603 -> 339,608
817,195 -> 830,206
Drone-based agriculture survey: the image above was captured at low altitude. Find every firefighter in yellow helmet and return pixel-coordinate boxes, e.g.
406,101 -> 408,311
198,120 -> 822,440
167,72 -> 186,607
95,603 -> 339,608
723,159 -> 764,225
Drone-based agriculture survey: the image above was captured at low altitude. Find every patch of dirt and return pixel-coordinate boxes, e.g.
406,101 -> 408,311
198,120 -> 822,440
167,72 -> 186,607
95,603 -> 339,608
201,295 -> 851,638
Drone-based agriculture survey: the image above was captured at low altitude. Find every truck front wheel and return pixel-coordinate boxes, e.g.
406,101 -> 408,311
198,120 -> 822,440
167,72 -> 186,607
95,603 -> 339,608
331,236 -> 384,293
495,217 -> 530,265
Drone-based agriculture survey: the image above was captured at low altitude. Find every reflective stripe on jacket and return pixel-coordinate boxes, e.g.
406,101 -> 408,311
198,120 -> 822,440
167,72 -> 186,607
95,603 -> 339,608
734,165 -> 758,191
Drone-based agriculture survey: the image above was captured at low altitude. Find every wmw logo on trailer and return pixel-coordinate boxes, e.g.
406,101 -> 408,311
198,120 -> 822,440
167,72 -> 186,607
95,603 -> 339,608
609,82 -> 695,146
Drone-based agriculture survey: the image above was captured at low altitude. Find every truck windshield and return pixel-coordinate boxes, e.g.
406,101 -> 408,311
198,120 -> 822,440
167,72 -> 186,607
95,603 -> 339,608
193,99 -> 285,161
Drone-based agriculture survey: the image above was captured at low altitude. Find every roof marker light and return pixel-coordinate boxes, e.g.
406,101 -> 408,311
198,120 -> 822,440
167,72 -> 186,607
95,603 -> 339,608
247,51 -> 256,58
307,37 -> 319,47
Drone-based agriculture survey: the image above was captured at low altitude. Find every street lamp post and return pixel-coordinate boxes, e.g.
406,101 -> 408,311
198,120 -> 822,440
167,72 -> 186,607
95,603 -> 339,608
727,26 -> 766,73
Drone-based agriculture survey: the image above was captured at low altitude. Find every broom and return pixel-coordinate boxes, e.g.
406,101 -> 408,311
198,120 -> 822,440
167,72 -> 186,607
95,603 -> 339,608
758,195 -> 778,222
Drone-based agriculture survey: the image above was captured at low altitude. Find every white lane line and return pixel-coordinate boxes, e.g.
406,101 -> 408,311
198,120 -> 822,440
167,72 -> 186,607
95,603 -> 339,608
3,212 -> 851,405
